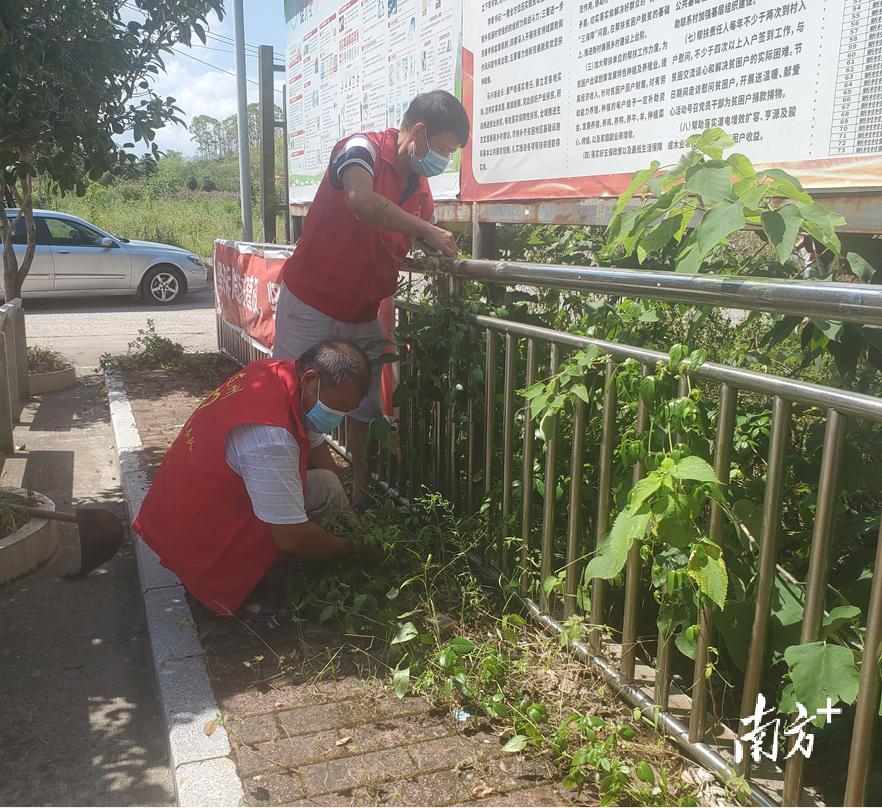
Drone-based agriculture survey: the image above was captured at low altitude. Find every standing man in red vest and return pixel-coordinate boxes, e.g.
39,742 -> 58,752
273,90 -> 470,509
133,340 -> 374,616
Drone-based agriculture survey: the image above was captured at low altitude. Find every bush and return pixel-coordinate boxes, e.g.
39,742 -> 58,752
27,345 -> 71,373
201,178 -> 218,192
186,176 -> 199,191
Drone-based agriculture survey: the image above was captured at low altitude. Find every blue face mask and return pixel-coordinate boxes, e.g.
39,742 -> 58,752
410,131 -> 451,177
304,379 -> 347,434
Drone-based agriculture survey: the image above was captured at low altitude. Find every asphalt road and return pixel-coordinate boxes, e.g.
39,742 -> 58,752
22,288 -> 219,369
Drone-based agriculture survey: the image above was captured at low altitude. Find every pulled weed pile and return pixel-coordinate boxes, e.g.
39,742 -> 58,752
280,494 -> 729,806
0,490 -> 37,540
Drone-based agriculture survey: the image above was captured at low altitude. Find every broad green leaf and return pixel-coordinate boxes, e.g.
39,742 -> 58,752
761,204 -> 803,264
762,315 -> 803,348
810,318 -> 844,342
847,252 -> 877,283
538,411 -> 556,442
726,152 -> 756,178
393,666 -> 410,698
583,507 -> 651,581
639,375 -> 657,406
655,511 -> 694,550
687,543 -> 728,609
669,456 -> 719,484
637,215 -> 682,257
543,575 -> 559,597
675,623 -> 700,660
695,199 -> 746,257
819,605 -> 862,640
686,128 -> 734,159
636,761 -> 656,784
501,734 -> 529,753
629,472 -> 665,509
675,239 -> 702,274
685,161 -> 735,204
663,149 -> 702,189
715,600 -> 754,671
571,382 -> 590,404
449,636 -> 477,654
737,182 -> 769,211
319,604 -> 336,623
609,161 -> 660,223
637,307 -> 660,323
522,382 -> 545,400
781,642 -> 860,726
802,219 -> 841,256
763,167 -> 804,190
391,621 -> 419,644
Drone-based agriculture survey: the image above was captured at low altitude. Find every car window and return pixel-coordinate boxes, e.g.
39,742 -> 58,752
44,217 -> 105,247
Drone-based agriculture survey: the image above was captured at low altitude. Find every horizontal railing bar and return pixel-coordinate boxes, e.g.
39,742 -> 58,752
394,299 -> 882,423
403,258 -> 882,327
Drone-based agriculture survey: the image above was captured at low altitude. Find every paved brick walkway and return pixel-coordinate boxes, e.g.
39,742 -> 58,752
122,366 -> 571,807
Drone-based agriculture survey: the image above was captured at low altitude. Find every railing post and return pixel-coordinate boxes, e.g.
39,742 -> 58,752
736,395 -> 792,778
782,408 -> 847,804
590,357 -> 616,650
539,343 -> 559,614
621,363 -> 651,682
689,382 -> 738,741
0,331 -> 15,454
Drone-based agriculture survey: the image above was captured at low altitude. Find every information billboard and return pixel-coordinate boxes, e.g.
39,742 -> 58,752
460,0 -> 882,200
284,0 -> 462,202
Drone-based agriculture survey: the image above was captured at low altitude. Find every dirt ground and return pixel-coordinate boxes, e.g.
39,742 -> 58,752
122,362 -> 571,807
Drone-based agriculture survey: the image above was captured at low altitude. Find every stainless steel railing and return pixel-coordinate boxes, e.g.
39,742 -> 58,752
216,249 -> 882,805
388,260 -> 882,807
0,298 -> 28,454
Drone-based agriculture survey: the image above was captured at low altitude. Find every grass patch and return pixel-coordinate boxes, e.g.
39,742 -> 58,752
27,345 -> 71,374
0,490 -> 38,540
270,493 -> 732,806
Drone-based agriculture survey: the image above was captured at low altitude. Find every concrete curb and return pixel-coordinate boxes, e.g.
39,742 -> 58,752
105,369 -> 244,807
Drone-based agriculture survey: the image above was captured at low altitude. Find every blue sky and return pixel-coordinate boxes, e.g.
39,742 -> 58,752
142,2 -> 288,155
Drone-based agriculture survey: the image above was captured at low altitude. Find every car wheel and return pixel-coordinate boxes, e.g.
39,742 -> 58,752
141,266 -> 185,305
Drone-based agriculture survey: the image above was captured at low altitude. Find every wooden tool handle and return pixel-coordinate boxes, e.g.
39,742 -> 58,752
22,507 -> 78,524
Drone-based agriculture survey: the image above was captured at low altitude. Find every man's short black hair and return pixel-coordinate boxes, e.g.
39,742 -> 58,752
298,339 -> 371,397
401,90 -> 470,146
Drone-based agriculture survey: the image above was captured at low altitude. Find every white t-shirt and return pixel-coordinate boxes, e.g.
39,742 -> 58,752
224,423 -> 324,525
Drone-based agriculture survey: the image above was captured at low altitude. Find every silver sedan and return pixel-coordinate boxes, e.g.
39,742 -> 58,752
7,209 -> 208,305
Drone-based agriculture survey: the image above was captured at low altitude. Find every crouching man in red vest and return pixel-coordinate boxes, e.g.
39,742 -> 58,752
132,339 -> 372,616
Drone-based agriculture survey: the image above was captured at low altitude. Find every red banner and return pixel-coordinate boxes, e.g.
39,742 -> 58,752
213,240 -> 289,351
213,239 -> 395,418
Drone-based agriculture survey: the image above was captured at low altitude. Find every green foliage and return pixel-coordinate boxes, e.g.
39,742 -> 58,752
283,494 -> 698,805
603,127 -> 882,378
99,319 -> 230,373
779,642 -> 861,726
0,0 -> 224,297
27,345 -> 70,374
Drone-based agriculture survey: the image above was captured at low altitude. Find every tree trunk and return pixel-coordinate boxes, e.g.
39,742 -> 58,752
0,172 -> 36,301
0,200 -> 21,302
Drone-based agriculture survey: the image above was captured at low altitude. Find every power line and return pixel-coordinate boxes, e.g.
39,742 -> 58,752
172,47 -> 285,95
121,2 -> 267,57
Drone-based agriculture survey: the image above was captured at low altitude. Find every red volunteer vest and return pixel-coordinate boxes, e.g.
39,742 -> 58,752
132,360 -> 312,615
283,128 -> 434,324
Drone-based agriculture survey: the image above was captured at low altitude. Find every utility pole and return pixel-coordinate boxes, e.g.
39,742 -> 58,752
233,0 -> 253,241
258,45 -> 276,243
